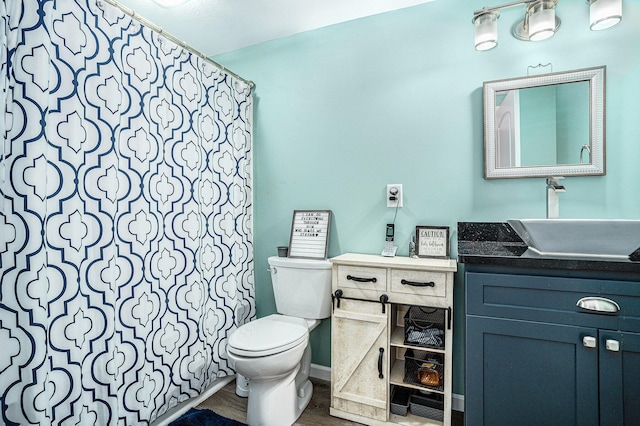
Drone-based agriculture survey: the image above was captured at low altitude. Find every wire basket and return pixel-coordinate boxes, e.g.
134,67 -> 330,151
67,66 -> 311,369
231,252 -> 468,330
403,306 -> 445,349
403,349 -> 444,391
410,391 -> 444,421
390,386 -> 411,416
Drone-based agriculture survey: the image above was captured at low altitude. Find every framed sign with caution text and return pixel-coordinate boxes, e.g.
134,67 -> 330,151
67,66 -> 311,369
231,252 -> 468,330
415,226 -> 450,259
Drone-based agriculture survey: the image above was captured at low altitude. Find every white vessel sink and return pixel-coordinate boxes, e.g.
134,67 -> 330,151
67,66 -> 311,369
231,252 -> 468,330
507,219 -> 640,260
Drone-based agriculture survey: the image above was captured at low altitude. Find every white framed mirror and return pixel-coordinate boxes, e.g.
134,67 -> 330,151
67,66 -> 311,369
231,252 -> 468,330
483,66 -> 606,179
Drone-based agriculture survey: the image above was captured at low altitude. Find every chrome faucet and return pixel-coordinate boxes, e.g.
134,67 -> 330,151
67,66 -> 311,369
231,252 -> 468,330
546,177 -> 566,219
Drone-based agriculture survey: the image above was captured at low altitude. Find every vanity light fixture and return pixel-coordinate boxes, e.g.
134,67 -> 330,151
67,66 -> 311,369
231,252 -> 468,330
473,0 -> 622,51
526,1 -> 558,41
472,11 -> 500,51
589,0 -> 622,31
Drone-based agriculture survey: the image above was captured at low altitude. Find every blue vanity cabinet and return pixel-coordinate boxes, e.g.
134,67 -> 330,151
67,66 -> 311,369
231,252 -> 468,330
464,266 -> 640,426
466,315 -> 599,425
598,330 -> 640,424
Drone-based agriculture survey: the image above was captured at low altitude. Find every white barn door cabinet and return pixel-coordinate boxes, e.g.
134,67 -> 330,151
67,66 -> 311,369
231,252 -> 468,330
330,253 -> 457,426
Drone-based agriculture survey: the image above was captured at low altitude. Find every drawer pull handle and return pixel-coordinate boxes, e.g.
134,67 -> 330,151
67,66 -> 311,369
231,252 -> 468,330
583,336 -> 597,348
377,348 -> 384,379
346,275 -> 377,283
401,279 -> 435,287
576,297 -> 620,315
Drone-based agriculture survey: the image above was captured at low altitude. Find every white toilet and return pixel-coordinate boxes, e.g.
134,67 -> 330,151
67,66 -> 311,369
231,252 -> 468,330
227,256 -> 333,426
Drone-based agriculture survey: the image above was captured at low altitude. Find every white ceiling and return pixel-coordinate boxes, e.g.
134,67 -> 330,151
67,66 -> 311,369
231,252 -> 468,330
115,0 -> 435,57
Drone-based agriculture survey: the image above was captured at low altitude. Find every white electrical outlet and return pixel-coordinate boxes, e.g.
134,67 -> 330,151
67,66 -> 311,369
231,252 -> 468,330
387,184 -> 403,208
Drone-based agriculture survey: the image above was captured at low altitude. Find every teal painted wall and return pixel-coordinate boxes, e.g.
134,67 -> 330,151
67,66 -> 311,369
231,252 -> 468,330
214,0 -> 640,396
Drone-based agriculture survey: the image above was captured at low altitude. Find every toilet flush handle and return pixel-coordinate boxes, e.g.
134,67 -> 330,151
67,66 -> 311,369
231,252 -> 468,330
268,267 -> 277,274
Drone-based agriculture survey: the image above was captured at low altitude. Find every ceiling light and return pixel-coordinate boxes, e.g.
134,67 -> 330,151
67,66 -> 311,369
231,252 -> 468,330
151,0 -> 190,8
589,0 -> 622,30
472,0 -> 622,51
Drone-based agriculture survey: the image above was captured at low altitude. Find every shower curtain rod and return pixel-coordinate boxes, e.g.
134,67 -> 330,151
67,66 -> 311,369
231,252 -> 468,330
102,0 -> 255,91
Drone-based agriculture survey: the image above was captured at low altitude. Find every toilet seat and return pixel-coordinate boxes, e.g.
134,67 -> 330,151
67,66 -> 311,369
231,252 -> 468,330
228,314 -> 309,357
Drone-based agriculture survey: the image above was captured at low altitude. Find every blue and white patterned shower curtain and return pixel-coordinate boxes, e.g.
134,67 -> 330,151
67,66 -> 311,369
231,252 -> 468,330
0,0 -> 254,424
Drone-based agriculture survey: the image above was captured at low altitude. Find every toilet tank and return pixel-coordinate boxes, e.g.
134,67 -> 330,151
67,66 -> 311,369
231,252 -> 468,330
268,256 -> 333,320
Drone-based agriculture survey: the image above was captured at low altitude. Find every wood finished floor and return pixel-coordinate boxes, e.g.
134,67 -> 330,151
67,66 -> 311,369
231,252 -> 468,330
197,377 -> 464,426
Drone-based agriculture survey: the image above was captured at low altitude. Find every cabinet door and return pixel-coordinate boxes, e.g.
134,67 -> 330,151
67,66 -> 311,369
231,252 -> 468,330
466,316 -> 599,426
599,330 -> 640,426
331,298 -> 388,421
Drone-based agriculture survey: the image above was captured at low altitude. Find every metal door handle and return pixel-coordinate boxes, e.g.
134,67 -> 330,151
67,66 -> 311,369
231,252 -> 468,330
576,297 -> 620,315
583,336 -> 597,348
377,348 -> 384,379
606,339 -> 620,352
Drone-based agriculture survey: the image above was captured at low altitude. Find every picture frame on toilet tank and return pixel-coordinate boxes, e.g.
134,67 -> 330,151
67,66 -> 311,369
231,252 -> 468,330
288,210 -> 332,259
415,225 -> 450,259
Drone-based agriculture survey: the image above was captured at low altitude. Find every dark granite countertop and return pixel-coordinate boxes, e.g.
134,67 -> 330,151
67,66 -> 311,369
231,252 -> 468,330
458,222 -> 640,274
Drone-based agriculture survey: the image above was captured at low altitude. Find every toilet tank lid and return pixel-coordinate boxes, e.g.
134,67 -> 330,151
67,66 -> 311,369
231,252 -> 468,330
267,256 -> 332,269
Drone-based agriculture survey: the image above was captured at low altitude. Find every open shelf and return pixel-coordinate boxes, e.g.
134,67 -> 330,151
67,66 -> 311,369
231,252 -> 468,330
390,327 -> 446,354
390,360 -> 445,395
389,412 -> 444,426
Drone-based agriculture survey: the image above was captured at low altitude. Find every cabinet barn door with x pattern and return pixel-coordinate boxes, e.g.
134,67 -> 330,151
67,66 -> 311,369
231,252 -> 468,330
331,298 -> 389,421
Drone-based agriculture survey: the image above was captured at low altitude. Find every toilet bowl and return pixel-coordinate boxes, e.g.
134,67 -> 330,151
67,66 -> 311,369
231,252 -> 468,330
227,256 -> 333,426
227,314 -> 318,426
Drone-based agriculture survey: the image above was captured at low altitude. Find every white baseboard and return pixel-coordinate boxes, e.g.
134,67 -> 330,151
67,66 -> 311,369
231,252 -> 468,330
310,363 -> 331,382
311,364 -> 465,413
452,393 -> 464,412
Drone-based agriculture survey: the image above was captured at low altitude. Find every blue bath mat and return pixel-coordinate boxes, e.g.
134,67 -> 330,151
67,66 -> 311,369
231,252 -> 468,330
169,408 -> 247,426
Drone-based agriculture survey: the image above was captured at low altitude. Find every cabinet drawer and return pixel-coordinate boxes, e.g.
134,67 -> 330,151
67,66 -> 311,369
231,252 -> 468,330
336,265 -> 387,292
466,271 -> 640,331
389,269 -> 446,298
